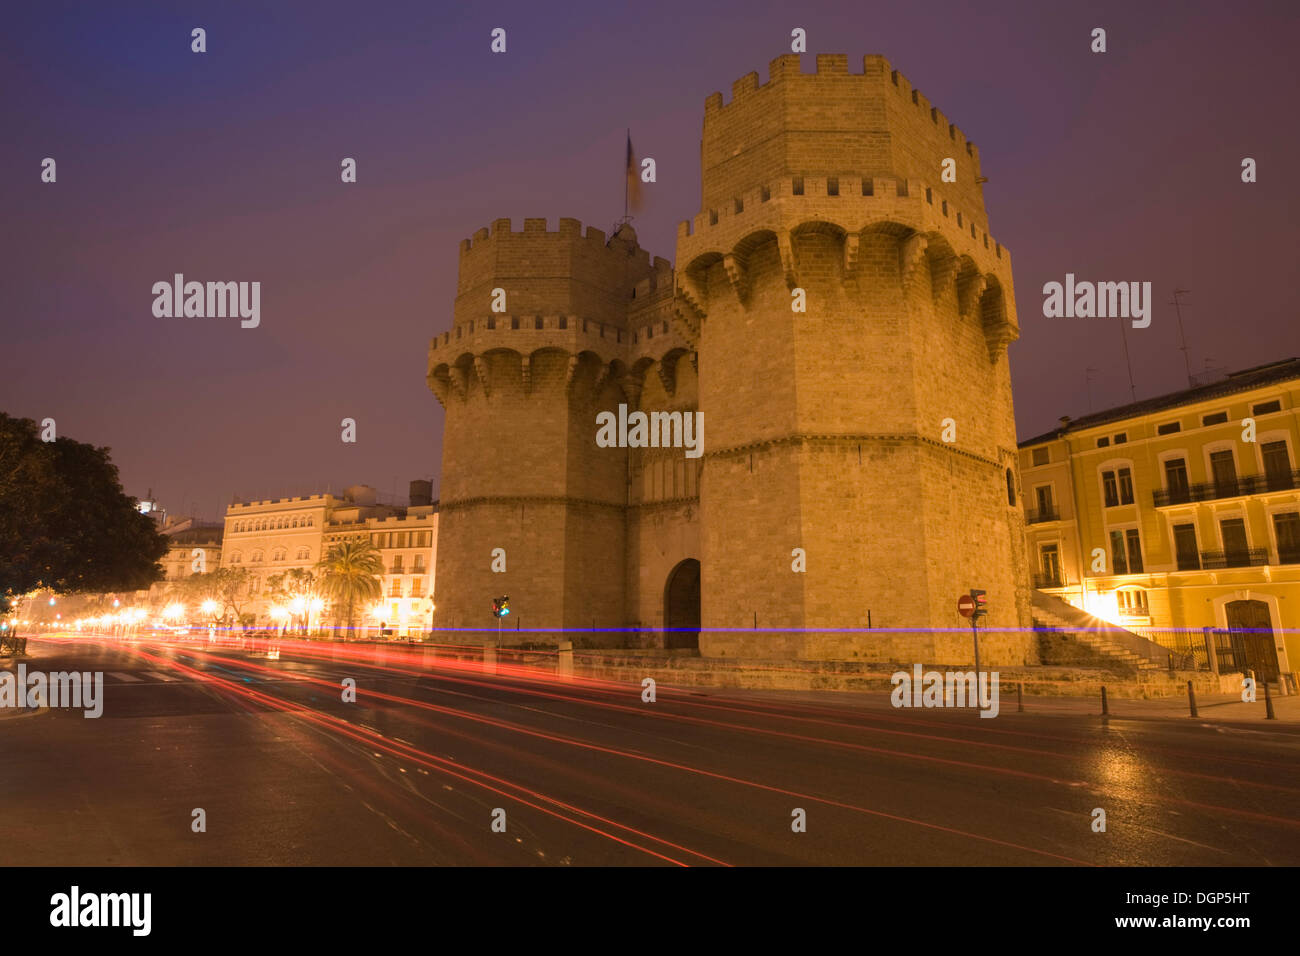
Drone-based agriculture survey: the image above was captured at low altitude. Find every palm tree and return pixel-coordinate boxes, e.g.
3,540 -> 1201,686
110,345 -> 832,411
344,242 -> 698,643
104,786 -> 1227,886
315,539 -> 383,639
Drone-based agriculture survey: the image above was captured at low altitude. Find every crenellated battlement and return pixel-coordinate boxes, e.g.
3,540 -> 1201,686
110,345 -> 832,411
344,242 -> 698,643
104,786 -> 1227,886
700,54 -> 988,222
704,54 -> 978,162
676,174 -> 1008,281
457,216 -> 630,256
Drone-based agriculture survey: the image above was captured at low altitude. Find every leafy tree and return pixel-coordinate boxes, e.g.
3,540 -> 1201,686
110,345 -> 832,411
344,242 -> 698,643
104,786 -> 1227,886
266,567 -> 318,633
316,539 -> 382,638
0,413 -> 168,628
175,569 -> 249,630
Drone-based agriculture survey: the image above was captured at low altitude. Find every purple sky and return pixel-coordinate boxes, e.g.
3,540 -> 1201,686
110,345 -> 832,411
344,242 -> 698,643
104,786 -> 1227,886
2,0 -> 1296,521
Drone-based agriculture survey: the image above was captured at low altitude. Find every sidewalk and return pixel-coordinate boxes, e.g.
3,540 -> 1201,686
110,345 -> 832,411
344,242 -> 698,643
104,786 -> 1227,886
1002,688 -> 1300,727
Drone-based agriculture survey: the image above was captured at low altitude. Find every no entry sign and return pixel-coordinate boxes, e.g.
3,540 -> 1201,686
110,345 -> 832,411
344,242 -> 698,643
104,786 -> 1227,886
957,594 -> 976,618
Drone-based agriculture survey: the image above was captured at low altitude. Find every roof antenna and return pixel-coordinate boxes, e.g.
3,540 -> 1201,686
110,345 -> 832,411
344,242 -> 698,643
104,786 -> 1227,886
1171,288 -> 1193,387
1117,318 -> 1137,403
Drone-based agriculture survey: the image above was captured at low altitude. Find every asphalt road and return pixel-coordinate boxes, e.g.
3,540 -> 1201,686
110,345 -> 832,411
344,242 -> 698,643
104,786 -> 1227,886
2,634 -> 1298,866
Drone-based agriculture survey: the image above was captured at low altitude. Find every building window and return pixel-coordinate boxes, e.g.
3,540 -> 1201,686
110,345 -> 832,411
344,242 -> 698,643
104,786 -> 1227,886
1157,421 -> 1181,435
1031,447 -> 1049,466
1202,411 -> 1228,426
1209,450 -> 1238,495
1109,528 -> 1142,574
1164,458 -> 1190,503
230,552 -> 242,564
296,547 -> 310,560
1253,399 -> 1281,415
1275,512 -> 1300,564
1097,436 -> 1110,448
411,578 -> 424,597
1220,517 -> 1249,561
1005,468 -> 1015,506
1109,530 -> 1126,574
1039,544 -> 1061,587
1114,433 -> 1127,444
1116,588 -> 1149,616
391,558 -> 403,573
1173,523 -> 1199,570
414,556 -> 425,571
1102,468 -> 1132,507
1262,440 -> 1293,490
1117,468 -> 1134,505
272,548 -> 286,562
251,550 -> 264,563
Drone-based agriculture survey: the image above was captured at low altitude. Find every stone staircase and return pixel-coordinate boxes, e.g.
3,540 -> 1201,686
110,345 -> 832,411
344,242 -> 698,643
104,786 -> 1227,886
1032,591 -> 1169,673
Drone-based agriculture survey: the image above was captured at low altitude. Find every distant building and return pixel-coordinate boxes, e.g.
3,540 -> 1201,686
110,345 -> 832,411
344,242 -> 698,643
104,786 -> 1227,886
134,514 -> 224,607
221,481 -> 437,634
1018,358 -> 1300,681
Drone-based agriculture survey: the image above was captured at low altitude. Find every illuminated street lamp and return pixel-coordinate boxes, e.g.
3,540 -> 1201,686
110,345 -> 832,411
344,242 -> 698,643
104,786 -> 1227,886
307,596 -> 325,637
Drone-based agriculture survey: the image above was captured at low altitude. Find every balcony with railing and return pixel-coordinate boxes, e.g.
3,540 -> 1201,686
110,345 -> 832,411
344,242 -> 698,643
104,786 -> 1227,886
1199,548 -> 1269,569
1032,572 -> 1064,589
1025,505 -> 1060,525
1153,469 -> 1300,507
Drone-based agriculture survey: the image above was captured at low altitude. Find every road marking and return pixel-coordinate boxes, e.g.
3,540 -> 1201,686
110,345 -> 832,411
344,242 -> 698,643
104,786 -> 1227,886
107,672 -> 143,682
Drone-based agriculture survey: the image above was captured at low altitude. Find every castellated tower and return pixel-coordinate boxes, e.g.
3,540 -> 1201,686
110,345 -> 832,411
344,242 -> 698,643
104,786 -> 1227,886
428,53 -> 1034,664
674,54 -> 1032,657
428,218 -> 694,636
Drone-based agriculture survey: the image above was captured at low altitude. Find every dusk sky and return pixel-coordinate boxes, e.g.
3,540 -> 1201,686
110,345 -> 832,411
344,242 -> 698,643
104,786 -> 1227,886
3,0 -> 1295,521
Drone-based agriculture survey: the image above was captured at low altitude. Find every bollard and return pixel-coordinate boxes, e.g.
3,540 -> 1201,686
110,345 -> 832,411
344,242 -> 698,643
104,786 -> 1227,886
1187,680 -> 1198,718
1264,678 -> 1276,720
1017,682 -> 1024,713
1100,685 -> 1109,716
558,640 -> 574,681
483,640 -> 497,675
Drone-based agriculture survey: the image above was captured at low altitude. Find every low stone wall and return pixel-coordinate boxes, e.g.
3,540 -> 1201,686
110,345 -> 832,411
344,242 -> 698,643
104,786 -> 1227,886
575,651 -> 1222,700
699,629 -> 1040,667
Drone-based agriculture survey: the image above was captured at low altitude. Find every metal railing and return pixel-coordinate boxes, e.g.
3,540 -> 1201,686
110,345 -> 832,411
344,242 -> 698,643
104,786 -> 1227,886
1025,506 -> 1060,524
1153,469 -> 1300,506
1199,548 -> 1269,569
1032,572 -> 1064,589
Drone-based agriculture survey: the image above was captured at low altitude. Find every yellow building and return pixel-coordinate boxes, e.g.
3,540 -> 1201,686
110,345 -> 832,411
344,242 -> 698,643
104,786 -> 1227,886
223,482 -> 437,636
1019,359 -> 1300,683
364,496 -> 438,640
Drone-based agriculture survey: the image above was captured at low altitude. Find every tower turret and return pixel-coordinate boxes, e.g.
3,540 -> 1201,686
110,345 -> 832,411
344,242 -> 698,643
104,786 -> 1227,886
674,54 -> 1031,654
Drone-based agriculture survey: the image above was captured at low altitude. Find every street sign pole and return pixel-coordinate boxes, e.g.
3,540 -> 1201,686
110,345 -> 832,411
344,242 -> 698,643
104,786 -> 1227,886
959,590 -> 986,709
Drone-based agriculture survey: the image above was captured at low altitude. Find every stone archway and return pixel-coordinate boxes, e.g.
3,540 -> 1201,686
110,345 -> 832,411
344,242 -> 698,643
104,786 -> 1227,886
663,559 -> 701,649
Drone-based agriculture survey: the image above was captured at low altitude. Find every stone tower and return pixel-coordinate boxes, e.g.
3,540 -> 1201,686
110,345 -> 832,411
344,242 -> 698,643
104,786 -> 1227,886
427,218 -> 689,635
429,54 -> 1034,663
673,54 -> 1031,656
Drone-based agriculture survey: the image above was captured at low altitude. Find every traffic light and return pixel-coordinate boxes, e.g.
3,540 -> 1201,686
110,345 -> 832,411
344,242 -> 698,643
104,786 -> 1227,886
969,589 -> 988,620
492,596 -> 510,618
